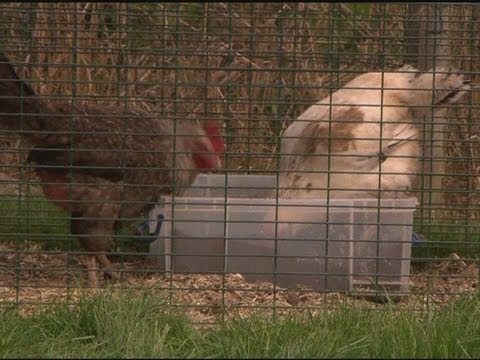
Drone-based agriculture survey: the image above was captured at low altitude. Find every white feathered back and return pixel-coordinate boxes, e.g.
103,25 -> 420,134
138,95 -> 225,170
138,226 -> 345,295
279,65 -> 470,200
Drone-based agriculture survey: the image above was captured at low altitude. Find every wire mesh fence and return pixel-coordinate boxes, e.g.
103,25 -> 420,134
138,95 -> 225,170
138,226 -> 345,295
0,2 -> 479,323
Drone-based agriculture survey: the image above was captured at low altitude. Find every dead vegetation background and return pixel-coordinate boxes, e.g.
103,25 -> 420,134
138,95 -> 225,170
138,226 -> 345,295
0,2 -> 479,315
0,3 -> 478,212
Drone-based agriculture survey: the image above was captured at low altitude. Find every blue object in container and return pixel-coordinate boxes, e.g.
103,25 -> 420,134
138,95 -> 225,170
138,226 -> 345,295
134,214 -> 165,244
411,231 -> 426,246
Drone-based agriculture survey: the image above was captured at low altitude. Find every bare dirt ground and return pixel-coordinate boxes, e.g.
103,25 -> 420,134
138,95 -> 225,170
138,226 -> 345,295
0,241 -> 477,322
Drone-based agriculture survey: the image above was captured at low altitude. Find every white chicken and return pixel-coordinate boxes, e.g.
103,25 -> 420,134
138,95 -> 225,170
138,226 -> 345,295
266,65 -> 470,242
279,65 -> 470,200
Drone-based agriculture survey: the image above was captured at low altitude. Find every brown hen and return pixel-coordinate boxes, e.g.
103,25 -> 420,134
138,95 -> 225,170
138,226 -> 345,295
0,54 -> 224,285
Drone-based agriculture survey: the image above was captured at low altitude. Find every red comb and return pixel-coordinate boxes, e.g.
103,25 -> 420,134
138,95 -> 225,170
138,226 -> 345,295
204,120 -> 225,153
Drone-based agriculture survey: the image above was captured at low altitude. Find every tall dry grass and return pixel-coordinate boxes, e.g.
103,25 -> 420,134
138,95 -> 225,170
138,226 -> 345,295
0,2 -> 479,228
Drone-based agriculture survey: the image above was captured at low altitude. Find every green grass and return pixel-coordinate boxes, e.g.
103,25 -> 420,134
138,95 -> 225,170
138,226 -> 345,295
412,219 -> 480,261
1,289 -> 480,358
0,195 -> 71,250
0,195 -> 151,254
